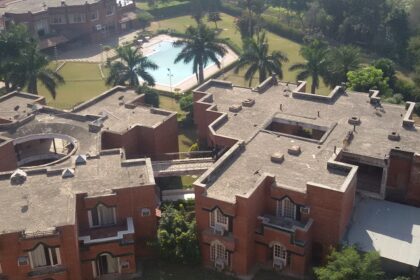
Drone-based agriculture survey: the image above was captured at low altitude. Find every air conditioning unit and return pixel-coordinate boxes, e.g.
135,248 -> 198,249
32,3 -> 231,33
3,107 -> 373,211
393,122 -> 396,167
213,224 -> 225,236
95,24 -> 102,30
273,258 -> 285,271
300,206 -> 310,215
214,258 -> 225,271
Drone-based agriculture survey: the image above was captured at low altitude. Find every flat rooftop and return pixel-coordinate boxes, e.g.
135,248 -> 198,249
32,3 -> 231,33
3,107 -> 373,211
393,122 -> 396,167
73,87 -> 173,133
346,196 -> 420,267
0,152 -> 153,234
0,91 -> 44,123
195,80 -> 420,202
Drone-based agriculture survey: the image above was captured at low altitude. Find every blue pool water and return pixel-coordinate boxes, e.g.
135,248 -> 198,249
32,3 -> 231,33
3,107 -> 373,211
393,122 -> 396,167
145,41 -> 216,87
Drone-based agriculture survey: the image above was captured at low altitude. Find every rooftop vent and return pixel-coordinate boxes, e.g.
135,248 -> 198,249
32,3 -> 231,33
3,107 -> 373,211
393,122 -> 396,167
348,116 -> 361,125
10,169 -> 27,185
388,131 -> 401,141
62,168 -> 75,179
75,155 -> 87,165
288,145 -> 301,156
118,95 -> 124,100
14,105 -> 20,111
229,105 -> 242,113
242,98 -> 255,107
271,152 -> 284,164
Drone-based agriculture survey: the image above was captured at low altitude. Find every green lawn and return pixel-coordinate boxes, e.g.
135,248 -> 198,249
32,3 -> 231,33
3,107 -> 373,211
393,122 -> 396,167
148,13 -> 330,94
38,62 -> 110,109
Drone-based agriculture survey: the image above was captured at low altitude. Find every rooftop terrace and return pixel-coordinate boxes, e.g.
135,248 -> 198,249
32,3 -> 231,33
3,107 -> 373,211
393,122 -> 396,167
0,151 -> 154,234
194,79 -> 420,202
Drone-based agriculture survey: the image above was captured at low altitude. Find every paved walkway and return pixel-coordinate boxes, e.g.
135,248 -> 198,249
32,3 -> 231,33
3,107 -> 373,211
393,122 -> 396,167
57,30 -> 140,63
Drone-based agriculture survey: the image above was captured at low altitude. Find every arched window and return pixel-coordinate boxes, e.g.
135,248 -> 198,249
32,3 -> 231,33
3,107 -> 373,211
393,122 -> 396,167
210,241 -> 228,264
29,244 -> 61,268
277,198 -> 296,219
209,208 -> 228,230
89,203 -> 116,228
272,242 -> 287,269
96,253 -> 119,276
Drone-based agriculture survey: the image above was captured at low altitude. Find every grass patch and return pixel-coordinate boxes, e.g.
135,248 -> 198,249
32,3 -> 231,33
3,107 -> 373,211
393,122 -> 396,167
149,13 -> 331,94
38,62 -> 110,109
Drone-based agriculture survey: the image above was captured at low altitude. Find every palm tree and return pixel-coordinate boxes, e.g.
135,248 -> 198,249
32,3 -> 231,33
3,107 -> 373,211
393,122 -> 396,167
174,24 -> 227,84
21,42 -> 64,98
289,40 -> 328,94
324,45 -> 361,88
106,45 -> 158,87
235,32 -> 288,86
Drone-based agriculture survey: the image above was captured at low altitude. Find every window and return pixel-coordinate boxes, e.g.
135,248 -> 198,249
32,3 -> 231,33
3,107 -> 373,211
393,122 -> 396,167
17,256 -> 29,266
29,244 -> 61,268
0,263 -> 2,273
90,11 -> 99,21
89,204 -> 116,227
277,198 -> 296,219
141,208 -> 151,217
273,243 -> 287,261
209,208 -> 228,230
69,14 -> 85,23
106,6 -> 114,16
51,15 -> 65,24
210,241 -> 228,263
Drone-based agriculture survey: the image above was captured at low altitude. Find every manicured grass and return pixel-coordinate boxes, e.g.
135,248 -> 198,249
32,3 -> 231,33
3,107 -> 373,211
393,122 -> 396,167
38,62 -> 110,109
149,13 -> 331,94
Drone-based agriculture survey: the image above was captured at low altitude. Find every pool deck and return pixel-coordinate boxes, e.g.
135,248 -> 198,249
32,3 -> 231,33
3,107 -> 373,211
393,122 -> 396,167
140,34 -> 239,92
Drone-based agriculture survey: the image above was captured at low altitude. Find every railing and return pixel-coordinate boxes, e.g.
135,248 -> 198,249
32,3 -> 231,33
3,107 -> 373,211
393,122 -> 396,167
20,229 -> 59,240
27,265 -> 66,277
78,217 -> 134,245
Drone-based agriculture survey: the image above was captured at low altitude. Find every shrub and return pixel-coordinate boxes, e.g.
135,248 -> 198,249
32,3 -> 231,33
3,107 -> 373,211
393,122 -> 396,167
136,85 -> 160,107
146,2 -> 191,19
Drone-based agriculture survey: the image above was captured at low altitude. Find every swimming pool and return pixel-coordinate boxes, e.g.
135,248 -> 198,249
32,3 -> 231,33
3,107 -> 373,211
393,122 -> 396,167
145,41 -> 217,87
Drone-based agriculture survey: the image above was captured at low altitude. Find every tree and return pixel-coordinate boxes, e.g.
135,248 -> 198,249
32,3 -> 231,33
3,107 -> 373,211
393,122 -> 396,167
174,24 -> 227,84
106,45 -> 158,87
207,12 -> 222,30
157,205 -> 200,265
137,10 -> 154,31
0,24 -> 33,90
373,58 -> 397,89
289,40 -> 328,94
347,66 -> 390,94
314,246 -> 384,280
324,45 -> 361,88
137,85 -> 160,107
235,32 -> 288,86
21,42 -> 65,98
179,92 -> 194,115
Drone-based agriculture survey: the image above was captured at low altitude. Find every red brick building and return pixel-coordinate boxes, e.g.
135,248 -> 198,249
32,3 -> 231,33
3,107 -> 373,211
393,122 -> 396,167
0,86 -> 178,279
192,78 -> 420,278
0,0 -> 138,49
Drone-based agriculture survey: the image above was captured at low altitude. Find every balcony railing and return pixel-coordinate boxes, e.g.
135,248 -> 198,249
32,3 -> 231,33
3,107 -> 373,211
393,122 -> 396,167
27,265 -> 66,277
20,229 -> 59,240
260,215 -> 312,233
79,217 -> 134,245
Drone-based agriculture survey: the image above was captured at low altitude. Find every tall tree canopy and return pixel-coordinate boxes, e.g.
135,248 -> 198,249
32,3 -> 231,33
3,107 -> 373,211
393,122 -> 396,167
174,24 -> 227,84
314,246 -> 384,280
235,32 -> 288,86
106,45 -> 158,87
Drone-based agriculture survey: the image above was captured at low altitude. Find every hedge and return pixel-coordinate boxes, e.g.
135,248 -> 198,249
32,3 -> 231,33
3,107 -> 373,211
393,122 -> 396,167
145,2 -> 191,19
221,2 -> 304,44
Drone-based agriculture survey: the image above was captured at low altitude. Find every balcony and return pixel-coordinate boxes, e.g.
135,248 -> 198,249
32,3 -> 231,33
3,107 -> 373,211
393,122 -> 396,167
27,265 -> 66,277
79,217 -> 134,245
260,215 -> 312,233
201,228 -> 235,251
